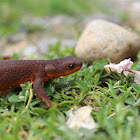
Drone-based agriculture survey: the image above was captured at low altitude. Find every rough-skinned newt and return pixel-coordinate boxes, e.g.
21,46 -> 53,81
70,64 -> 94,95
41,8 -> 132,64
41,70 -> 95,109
0,55 -> 82,108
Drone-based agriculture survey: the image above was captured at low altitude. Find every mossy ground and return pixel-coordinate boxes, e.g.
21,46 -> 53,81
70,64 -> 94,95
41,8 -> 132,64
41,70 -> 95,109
1,44 -> 140,140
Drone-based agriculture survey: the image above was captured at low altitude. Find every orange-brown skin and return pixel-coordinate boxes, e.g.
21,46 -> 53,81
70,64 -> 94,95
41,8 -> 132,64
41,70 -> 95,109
0,55 -> 82,108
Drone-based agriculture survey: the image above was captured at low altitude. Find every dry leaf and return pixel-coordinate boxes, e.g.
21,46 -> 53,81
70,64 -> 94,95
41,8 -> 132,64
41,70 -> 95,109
104,58 -> 140,85
127,69 -> 140,84
104,58 -> 133,76
66,106 -> 98,130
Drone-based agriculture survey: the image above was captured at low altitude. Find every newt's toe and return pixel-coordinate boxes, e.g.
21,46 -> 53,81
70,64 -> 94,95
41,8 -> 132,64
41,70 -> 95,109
49,102 -> 59,109
0,90 -> 11,96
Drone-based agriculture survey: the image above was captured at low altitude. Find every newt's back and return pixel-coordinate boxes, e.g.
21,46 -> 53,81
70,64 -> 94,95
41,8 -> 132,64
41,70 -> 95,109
0,60 -> 45,90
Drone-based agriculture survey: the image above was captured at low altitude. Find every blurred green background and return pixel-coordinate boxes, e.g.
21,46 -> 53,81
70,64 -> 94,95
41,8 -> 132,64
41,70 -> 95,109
0,0 -> 126,36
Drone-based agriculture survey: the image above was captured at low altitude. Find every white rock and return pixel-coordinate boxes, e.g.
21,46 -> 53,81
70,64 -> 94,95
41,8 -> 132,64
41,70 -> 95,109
75,19 -> 140,63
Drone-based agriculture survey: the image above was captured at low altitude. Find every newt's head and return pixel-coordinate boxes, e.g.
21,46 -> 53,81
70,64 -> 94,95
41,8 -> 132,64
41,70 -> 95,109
45,55 -> 82,79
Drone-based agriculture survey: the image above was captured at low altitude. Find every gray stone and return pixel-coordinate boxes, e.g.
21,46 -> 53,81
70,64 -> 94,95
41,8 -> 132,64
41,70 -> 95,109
8,32 -> 26,43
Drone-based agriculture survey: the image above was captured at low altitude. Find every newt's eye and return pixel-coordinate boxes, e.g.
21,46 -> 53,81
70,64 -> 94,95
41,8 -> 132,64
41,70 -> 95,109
68,64 -> 74,69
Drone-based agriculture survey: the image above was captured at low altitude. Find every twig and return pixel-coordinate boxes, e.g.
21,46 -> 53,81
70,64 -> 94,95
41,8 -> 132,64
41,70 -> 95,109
25,87 -> 33,109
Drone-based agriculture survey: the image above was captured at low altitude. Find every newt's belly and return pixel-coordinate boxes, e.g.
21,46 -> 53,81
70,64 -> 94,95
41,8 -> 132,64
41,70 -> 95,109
0,77 -> 34,91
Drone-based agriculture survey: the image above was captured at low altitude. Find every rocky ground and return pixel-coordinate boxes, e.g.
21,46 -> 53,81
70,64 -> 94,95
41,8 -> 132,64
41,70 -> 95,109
0,0 -> 140,60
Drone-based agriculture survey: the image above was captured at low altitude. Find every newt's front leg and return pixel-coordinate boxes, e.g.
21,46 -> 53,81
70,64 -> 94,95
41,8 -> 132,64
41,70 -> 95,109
33,78 -> 59,108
